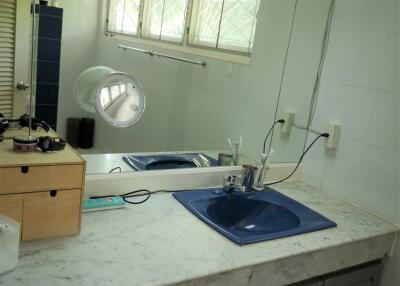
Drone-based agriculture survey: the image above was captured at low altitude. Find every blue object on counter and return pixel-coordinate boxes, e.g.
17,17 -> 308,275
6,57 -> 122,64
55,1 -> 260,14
173,187 -> 337,245
83,196 -> 126,212
122,153 -> 218,171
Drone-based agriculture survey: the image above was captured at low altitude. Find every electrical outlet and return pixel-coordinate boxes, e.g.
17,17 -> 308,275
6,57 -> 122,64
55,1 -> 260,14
281,111 -> 295,134
325,122 -> 341,149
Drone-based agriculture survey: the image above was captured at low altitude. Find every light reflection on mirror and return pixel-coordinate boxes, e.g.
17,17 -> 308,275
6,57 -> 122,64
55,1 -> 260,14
99,82 -> 140,123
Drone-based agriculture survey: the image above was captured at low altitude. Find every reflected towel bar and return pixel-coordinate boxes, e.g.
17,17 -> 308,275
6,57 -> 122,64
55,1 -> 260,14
118,44 -> 207,67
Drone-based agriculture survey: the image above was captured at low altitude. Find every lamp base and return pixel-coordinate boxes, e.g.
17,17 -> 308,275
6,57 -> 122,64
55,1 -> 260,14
13,135 -> 38,152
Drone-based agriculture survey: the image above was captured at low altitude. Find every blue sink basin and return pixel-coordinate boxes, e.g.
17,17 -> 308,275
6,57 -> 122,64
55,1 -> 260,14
173,188 -> 336,245
123,153 -> 218,171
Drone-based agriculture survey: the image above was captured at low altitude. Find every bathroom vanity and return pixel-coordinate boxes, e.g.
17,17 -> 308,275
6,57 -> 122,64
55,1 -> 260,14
0,181 -> 397,286
0,128 -> 85,241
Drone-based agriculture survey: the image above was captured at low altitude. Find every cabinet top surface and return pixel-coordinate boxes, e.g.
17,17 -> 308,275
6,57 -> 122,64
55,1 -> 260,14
0,128 -> 85,167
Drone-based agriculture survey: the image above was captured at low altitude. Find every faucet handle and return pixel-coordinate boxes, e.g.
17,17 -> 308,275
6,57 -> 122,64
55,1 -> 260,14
223,174 -> 238,187
223,174 -> 244,193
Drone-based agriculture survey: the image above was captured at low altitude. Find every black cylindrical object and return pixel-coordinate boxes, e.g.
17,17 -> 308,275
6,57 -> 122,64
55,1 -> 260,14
66,118 -> 81,148
79,117 -> 95,149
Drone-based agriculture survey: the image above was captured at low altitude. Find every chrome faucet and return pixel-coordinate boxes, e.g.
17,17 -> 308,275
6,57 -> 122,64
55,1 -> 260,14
222,154 -> 270,193
222,174 -> 244,193
253,153 -> 269,191
242,165 -> 258,192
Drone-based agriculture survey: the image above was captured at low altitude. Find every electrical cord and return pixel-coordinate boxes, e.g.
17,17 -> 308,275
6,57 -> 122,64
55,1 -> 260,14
90,190 -> 176,205
267,0 -> 298,154
109,167 -> 122,173
292,122 -> 326,136
266,133 -> 329,186
262,119 -> 285,154
302,0 -> 336,151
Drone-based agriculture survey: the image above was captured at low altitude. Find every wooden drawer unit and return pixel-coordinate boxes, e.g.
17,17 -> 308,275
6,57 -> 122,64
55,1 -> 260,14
0,128 -> 86,241
0,164 -> 84,194
0,194 -> 23,224
22,189 -> 82,241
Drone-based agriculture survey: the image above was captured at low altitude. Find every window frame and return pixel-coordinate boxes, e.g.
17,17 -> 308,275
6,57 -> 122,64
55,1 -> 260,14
105,0 -> 258,62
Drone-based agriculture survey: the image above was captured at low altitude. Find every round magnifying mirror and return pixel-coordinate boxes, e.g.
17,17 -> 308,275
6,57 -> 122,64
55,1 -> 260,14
74,66 -> 146,127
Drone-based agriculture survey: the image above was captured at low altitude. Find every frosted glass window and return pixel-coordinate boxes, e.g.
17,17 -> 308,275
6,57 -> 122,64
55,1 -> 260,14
110,85 -> 121,100
108,0 -> 142,35
120,84 -> 127,93
189,0 -> 223,48
100,88 -> 111,109
189,0 -> 259,53
142,0 -> 189,42
219,0 -> 259,52
107,0 -> 259,54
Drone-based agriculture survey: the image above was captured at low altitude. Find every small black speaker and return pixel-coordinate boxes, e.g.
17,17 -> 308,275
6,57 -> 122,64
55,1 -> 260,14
79,117 -> 95,149
66,118 -> 81,148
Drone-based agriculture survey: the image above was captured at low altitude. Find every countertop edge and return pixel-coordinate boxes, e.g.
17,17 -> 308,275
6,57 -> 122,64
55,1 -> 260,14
168,232 -> 397,286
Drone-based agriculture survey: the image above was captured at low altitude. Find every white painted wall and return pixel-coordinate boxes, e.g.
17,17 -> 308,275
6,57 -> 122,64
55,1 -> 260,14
56,0 -> 100,139
297,0 -> 399,285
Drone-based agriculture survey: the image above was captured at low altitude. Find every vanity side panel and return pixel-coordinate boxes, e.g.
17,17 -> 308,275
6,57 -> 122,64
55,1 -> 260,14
0,194 -> 23,224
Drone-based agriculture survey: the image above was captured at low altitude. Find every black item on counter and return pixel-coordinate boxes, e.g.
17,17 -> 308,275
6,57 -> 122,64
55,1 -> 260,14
79,117 -> 95,149
66,118 -> 81,148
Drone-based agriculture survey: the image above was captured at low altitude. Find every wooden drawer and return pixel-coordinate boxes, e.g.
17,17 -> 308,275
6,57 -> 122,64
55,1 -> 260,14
22,189 -> 82,241
0,194 -> 23,224
0,164 -> 84,194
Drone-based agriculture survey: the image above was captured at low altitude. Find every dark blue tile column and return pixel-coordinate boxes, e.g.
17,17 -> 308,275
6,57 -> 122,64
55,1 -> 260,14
35,5 -> 63,131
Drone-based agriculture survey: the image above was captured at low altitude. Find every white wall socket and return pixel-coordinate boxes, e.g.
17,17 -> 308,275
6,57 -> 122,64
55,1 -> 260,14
325,122 -> 341,149
281,111 -> 295,134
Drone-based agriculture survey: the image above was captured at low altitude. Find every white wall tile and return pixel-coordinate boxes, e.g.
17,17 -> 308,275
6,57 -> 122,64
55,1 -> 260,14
366,91 -> 399,152
311,82 -> 373,143
251,26 -> 292,72
322,31 -> 388,90
257,0 -> 295,29
378,33 -> 399,93
302,0 -> 400,230
332,0 -> 398,34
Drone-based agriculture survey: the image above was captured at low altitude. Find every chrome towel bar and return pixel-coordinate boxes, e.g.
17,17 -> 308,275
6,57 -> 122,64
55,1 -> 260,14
118,44 -> 207,67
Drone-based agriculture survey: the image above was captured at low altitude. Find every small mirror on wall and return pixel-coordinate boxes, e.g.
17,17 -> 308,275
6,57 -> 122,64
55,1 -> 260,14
74,66 -> 146,127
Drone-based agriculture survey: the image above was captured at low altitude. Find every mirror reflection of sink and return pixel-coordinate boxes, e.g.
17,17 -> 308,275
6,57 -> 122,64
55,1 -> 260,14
173,188 -> 336,245
122,153 -> 218,171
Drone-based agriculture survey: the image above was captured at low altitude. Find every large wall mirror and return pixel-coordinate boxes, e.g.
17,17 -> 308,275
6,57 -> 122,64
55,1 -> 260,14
11,0 -> 333,174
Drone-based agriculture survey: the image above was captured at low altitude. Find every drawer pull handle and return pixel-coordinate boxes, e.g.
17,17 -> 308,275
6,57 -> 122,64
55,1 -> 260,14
49,190 -> 58,197
21,166 -> 29,174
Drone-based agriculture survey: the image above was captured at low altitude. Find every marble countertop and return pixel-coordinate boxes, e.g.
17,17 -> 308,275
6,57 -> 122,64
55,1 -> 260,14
0,182 -> 398,286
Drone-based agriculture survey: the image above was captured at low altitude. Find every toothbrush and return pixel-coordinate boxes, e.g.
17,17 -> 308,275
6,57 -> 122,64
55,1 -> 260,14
234,141 -> 240,165
255,149 -> 274,190
227,138 -> 235,158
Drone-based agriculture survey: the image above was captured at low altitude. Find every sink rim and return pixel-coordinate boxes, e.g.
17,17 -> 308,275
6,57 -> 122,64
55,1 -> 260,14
173,187 -> 337,245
